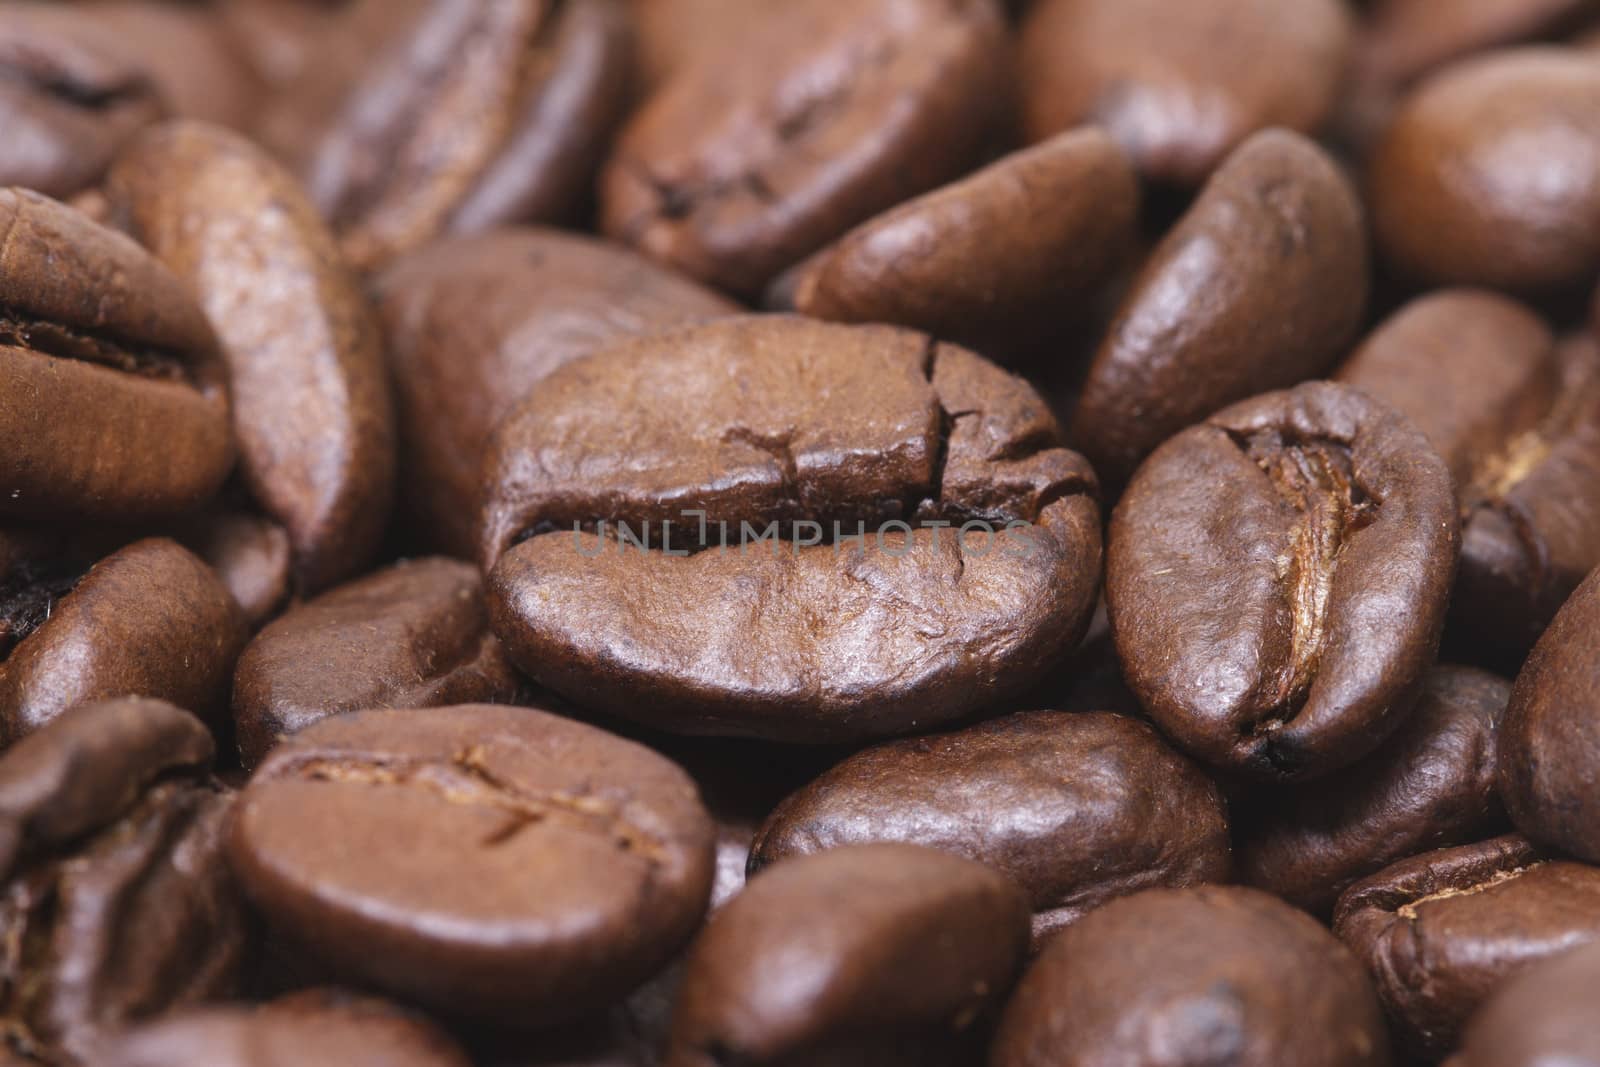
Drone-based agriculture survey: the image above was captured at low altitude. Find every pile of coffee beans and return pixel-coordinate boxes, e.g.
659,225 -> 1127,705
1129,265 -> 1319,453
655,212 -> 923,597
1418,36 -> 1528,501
4,0 -> 1600,1064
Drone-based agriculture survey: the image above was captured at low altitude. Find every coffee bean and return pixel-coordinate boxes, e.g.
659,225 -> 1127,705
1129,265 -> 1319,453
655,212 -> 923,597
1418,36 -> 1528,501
631,0 -> 780,91
1108,382 -> 1460,780
0,538 -> 247,743
102,988 -> 473,1067
231,558 -> 522,768
750,710 -> 1231,943
666,843 -> 1029,1067
1371,48 -> 1600,292
1355,0 -> 1595,91
0,3 -> 164,198
0,188 -> 234,523
481,316 -> 1102,743
1445,942 -> 1600,1067
0,697 -> 251,1064
174,510 -> 294,628
1499,566 -> 1600,865
1070,130 -> 1370,488
1334,834 -> 1600,1058
990,886 -> 1391,1067
375,228 -> 736,557
601,0 -> 1011,297
259,0 -> 634,271
767,128 -> 1139,366
1238,665 -> 1510,917
228,705 -> 715,1026
106,120 -> 397,595
1018,0 -> 1352,187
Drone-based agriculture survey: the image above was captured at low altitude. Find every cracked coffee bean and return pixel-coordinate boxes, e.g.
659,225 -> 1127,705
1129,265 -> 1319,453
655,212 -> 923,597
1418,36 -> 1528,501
0,697 -> 251,1064
375,227 -> 737,557
767,127 -> 1139,366
990,886 -> 1391,1067
1069,129 -> 1369,489
0,538 -> 247,744
1238,664 -> 1510,918
103,988 -> 473,1067
1499,565 -> 1600,866
231,558 -> 522,769
601,0 -> 1011,297
1334,834 -> 1600,1059
258,0 -> 635,271
106,119 -> 397,596
1445,942 -> 1600,1067
0,187 -> 234,524
1018,0 -> 1352,187
1108,382 -> 1460,780
480,315 -> 1102,743
750,710 -> 1231,944
228,704 -> 716,1027
665,843 -> 1029,1067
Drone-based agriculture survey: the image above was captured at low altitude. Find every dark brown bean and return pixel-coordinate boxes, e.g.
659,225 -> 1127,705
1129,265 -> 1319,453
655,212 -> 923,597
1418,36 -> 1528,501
750,710 -> 1231,943
990,886 -> 1392,1067
231,558 -> 522,769
1070,130 -> 1369,488
1334,835 -> 1600,1058
666,843 -> 1029,1067
1444,943 -> 1600,1067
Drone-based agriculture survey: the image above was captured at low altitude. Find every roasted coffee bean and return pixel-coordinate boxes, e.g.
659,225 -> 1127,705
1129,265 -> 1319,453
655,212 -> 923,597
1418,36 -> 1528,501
217,0 -> 335,92
0,188 -> 233,523
666,843 -> 1029,1067
750,710 -> 1231,943
0,3 -> 164,198
601,0 -> 1010,297
259,0 -> 634,271
106,120 -> 397,594
229,705 -> 715,1027
1354,0 -> 1596,92
1445,942 -> 1600,1067
1371,48 -> 1600,292
0,538 -> 247,744
481,316 -> 1102,743
0,698 -> 251,1064
1018,0 -> 1352,187
1500,566 -> 1600,865
1238,665 -> 1509,917
231,558 -> 522,768
767,128 -> 1138,366
102,989 -> 473,1067
1108,382 -> 1459,780
990,886 -> 1391,1067
375,228 -> 736,557
1334,834 -> 1600,1058
631,0 -> 779,91
174,510 -> 294,628
1070,130 -> 1369,488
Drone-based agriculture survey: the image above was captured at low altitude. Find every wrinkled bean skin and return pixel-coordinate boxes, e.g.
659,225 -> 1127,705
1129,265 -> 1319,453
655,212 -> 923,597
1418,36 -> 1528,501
1108,383 -> 1460,781
1238,665 -> 1509,918
1018,0 -> 1352,187
601,0 -> 1011,297
768,128 -> 1140,366
750,711 -> 1231,943
1070,130 -> 1369,488
666,843 -> 1029,1067
228,705 -> 716,1027
101,989 -> 475,1067
260,0 -> 634,271
1334,835 -> 1600,1058
0,698 -> 252,1065
375,228 -> 737,557
107,120 -> 397,595
1499,566 -> 1600,865
482,316 -> 1102,743
0,538 -> 247,744
1370,48 -> 1600,292
990,886 -> 1392,1067
0,188 -> 234,524
1444,943 -> 1600,1067
231,558 -> 522,769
